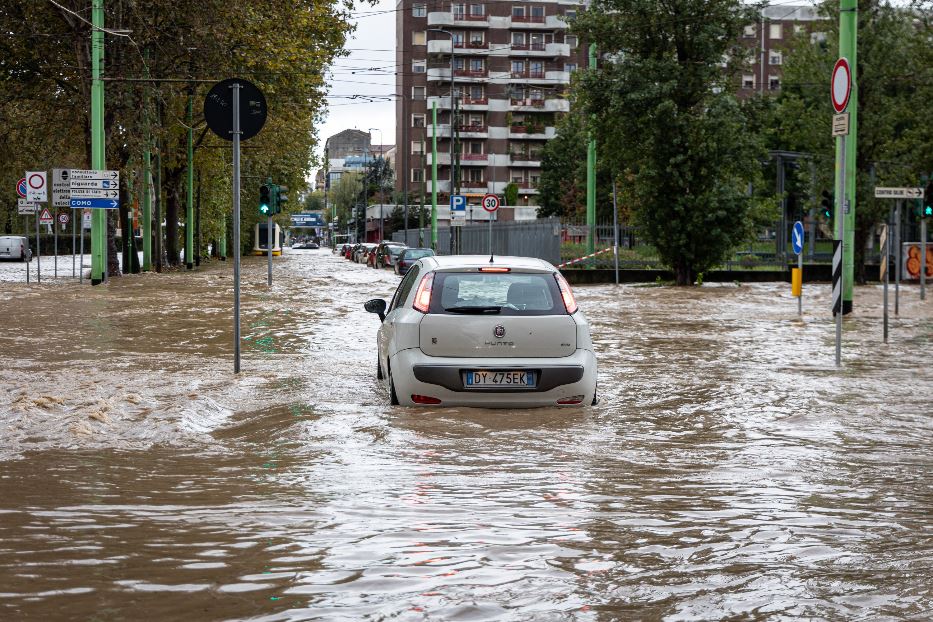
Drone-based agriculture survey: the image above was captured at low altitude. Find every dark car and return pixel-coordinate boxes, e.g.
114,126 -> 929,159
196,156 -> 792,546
394,247 -> 435,275
345,243 -> 361,260
373,241 -> 406,269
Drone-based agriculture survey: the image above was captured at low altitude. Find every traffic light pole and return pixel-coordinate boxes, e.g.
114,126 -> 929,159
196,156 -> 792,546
186,93 -> 194,270
267,214 -> 273,287
921,215 -> 927,301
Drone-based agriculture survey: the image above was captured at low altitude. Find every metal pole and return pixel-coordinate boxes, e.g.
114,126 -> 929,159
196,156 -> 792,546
431,101 -> 438,250
72,205 -> 76,277
90,0 -> 105,285
835,135 -> 845,367
612,179 -> 619,285
232,82 -> 242,374
586,43 -> 597,256
798,244 -> 803,316
35,209 -> 41,284
186,93 -> 194,270
267,215 -> 273,287
54,210 -> 58,278
142,48 -> 152,271
840,0 -> 858,314
895,200 -> 901,314
883,218 -> 889,343
776,155 -> 784,265
79,211 -> 84,284
25,215 -> 30,284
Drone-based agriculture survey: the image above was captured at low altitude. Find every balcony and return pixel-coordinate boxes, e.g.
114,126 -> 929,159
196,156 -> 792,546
427,67 -> 451,82
508,125 -> 556,140
453,68 -> 488,79
509,152 -> 543,167
457,123 -> 488,137
509,181 -> 539,193
425,152 -> 452,166
427,11 -> 489,28
461,153 -> 489,162
510,98 -> 569,113
459,97 -> 489,110
508,15 -> 568,30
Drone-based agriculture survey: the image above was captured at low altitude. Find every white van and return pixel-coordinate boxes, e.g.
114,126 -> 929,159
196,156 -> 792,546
0,236 -> 32,261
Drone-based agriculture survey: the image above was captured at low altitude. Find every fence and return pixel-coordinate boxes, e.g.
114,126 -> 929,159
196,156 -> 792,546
393,218 -> 562,264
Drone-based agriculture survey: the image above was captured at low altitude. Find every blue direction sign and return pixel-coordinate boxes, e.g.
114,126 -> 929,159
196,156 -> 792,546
450,194 -> 466,219
70,198 -> 119,209
792,221 -> 804,255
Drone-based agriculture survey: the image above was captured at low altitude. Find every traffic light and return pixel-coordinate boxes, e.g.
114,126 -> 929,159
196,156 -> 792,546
924,181 -> 933,218
259,184 -> 272,216
820,190 -> 833,220
275,185 -> 288,214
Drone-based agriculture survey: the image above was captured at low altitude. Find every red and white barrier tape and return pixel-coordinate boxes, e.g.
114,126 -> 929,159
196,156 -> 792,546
557,246 -> 614,268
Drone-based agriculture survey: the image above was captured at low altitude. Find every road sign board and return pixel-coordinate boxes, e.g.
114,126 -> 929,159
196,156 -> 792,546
874,187 -> 923,199
831,113 -> 849,137
82,209 -> 92,229
792,221 -> 804,255
450,194 -> 466,219
482,194 -> 500,212
17,199 -> 36,215
451,219 -> 465,227
16,177 -> 27,198
831,58 -> 851,114
69,188 -> 119,198
39,208 -> 53,224
204,78 -> 268,142
69,179 -> 120,190
70,198 -> 119,209
69,169 -> 119,182
58,212 -> 70,225
52,168 -> 71,208
26,171 -> 47,202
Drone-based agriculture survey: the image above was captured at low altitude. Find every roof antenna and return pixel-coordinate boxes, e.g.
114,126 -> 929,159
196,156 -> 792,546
489,253 -> 494,263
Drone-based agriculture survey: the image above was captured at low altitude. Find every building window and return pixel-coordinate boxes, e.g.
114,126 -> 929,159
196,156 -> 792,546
412,60 -> 426,73
412,113 -> 425,128
469,4 -> 484,17
468,85 -> 484,100
530,6 -> 545,20
452,31 -> 465,47
511,32 -> 526,47
743,24 -> 756,38
769,75 -> 781,90
769,51 -> 782,65
511,60 -> 525,75
453,57 -> 466,70
412,86 -> 425,100
467,169 -> 483,183
512,6 -> 525,18
510,171 -> 524,183
742,74 -> 755,89
412,31 -> 426,46
529,61 -> 544,77
412,3 -> 426,17
530,33 -> 545,50
469,31 -> 484,46
769,23 -> 782,39
467,114 -> 483,127
452,3 -> 466,19
565,35 -> 578,48
469,58 -> 484,72
565,63 -> 577,73
564,10 -> 576,19
412,141 -> 424,155
411,169 -> 424,183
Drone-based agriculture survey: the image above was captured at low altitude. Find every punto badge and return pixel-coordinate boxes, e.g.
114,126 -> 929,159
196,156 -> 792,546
493,325 -> 506,338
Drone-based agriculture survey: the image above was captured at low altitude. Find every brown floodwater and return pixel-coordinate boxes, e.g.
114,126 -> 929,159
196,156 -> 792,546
0,249 -> 931,620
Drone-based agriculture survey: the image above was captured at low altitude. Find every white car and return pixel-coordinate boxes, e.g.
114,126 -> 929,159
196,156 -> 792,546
364,255 -> 597,407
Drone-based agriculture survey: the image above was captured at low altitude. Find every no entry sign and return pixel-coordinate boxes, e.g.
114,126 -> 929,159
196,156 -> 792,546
831,58 -> 851,114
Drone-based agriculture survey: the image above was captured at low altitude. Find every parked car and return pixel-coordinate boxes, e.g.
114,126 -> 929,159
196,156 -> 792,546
366,245 -> 378,268
364,255 -> 597,407
374,242 -> 407,269
346,243 -> 361,260
0,236 -> 31,261
394,248 -> 434,275
354,243 -> 377,263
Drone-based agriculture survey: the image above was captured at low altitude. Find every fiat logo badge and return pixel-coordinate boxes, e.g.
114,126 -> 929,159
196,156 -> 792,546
493,325 -> 506,338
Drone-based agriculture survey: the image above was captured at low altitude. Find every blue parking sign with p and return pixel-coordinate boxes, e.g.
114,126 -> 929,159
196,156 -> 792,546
450,194 -> 466,212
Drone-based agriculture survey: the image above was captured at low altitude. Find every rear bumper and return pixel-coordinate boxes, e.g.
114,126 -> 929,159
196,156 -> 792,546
389,348 -> 596,407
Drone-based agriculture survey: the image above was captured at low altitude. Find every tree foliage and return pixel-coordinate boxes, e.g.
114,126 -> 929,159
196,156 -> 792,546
777,0 -> 933,282
572,0 -> 767,284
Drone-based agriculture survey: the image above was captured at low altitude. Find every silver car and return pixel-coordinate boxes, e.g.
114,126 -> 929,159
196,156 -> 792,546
364,255 -> 597,407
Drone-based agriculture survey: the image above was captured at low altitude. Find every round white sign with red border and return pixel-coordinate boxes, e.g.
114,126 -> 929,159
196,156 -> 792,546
482,194 -> 500,212
831,57 -> 851,114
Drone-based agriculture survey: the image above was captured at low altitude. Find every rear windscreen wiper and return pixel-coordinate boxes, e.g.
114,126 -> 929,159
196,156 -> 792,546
444,305 -> 502,314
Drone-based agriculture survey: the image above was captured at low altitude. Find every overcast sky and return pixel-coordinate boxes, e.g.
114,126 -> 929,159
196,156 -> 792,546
313,0 -> 398,179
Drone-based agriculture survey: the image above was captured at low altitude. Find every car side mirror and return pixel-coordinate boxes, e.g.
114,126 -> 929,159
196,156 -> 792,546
364,298 -> 387,322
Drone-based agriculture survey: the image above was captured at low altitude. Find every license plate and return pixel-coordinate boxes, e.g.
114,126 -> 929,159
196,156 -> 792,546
465,370 -> 535,388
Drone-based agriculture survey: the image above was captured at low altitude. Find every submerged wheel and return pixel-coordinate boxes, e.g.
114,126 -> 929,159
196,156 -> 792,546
388,365 -> 399,406
377,357 -> 384,380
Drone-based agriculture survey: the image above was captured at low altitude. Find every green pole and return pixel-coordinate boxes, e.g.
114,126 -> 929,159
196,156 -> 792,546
142,48 -> 152,271
219,213 -> 227,260
185,94 -> 194,270
90,0 -> 105,285
431,100 -> 438,251
839,0 -> 857,314
586,42 -> 597,256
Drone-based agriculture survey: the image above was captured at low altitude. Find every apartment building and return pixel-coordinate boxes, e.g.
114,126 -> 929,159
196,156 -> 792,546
395,0 -> 586,220
736,5 -> 826,96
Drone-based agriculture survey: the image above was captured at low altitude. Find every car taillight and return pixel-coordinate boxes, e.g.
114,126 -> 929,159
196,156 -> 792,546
411,394 -> 442,405
553,273 -> 578,314
412,272 -> 435,313
557,395 -> 584,405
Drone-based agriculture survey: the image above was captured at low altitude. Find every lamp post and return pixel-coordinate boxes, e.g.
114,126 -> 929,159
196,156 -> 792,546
369,127 -> 385,242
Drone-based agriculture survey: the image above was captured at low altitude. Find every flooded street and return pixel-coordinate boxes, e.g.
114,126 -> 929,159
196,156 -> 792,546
0,249 -> 931,620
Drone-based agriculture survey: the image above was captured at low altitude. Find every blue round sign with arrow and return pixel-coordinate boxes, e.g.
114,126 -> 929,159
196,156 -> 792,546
792,221 -> 805,255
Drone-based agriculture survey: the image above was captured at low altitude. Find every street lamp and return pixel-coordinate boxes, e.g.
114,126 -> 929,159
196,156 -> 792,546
368,127 -> 385,242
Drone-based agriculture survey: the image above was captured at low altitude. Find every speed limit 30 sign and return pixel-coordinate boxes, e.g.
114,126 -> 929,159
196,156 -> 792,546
482,193 -> 500,212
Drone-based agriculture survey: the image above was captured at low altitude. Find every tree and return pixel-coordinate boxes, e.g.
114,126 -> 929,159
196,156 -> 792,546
778,1 -> 933,283
573,0 -> 766,284
330,172 -> 363,232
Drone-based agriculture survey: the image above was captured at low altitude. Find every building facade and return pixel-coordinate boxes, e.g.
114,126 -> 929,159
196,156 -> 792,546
395,0 -> 586,221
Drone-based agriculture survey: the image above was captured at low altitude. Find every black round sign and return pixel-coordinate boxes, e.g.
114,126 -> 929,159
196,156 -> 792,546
203,78 -> 267,141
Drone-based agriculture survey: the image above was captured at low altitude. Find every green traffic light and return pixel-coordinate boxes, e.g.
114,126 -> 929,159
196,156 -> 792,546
925,205 -> 933,217
260,203 -> 270,215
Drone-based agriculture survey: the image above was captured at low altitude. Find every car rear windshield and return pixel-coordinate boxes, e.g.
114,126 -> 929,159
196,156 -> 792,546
388,246 -> 405,256
429,272 -> 563,316
402,250 -> 433,260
